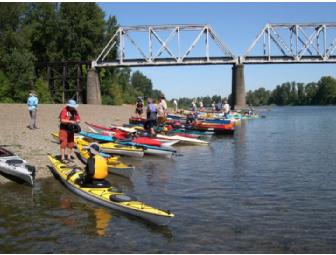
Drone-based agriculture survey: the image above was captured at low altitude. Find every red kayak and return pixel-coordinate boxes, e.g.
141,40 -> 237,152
85,122 -> 162,147
129,117 -> 146,125
85,122 -> 129,137
132,137 -> 161,147
192,121 -> 235,134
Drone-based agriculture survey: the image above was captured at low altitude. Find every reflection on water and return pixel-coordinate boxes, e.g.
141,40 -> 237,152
1,106 -> 336,253
94,208 -> 112,237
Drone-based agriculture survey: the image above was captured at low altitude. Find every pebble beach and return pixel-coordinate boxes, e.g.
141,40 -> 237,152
0,103 -> 133,183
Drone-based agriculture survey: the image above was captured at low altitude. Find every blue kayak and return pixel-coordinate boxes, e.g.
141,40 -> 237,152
79,131 -> 176,157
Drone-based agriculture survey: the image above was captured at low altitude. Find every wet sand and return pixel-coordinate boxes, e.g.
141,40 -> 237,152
0,103 -> 134,183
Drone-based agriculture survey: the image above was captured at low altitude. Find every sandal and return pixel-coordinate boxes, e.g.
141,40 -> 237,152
60,159 -> 68,164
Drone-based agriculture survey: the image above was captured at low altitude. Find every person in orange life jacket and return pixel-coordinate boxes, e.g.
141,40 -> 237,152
84,143 -> 108,184
59,99 -> 81,163
144,97 -> 157,137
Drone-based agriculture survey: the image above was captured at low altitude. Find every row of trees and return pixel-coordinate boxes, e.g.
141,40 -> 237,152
0,3 -> 162,104
170,76 -> 336,110
246,76 -> 336,106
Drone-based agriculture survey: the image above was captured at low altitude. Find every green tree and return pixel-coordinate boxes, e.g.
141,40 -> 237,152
0,71 -> 14,103
297,83 -> 305,105
0,3 -> 36,102
313,76 -> 336,105
26,3 -> 60,63
305,82 -> 318,105
34,77 -> 53,103
59,3 -> 105,61
131,71 -> 153,97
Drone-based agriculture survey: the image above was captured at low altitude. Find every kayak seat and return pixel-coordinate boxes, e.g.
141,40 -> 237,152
110,194 -> 137,203
6,159 -> 24,165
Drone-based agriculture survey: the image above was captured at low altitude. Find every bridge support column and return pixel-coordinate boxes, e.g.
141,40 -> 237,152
87,68 -> 102,104
231,64 -> 246,110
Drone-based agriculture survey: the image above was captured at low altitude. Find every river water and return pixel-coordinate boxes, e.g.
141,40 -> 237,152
1,106 -> 336,253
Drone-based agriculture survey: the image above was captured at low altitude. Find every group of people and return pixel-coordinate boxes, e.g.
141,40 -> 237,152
191,99 -> 231,115
26,91 -> 231,187
213,100 -> 231,115
27,91 -> 107,186
135,95 -> 168,137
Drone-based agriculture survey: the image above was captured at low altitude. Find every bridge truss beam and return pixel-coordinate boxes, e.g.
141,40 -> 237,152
93,24 -> 236,68
242,23 -> 336,64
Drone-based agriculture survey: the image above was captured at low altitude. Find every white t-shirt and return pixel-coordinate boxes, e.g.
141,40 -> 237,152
161,99 -> 167,111
158,99 -> 167,117
223,103 -> 230,113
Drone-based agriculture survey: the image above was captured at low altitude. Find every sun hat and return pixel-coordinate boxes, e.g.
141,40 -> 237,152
88,142 -> 101,155
67,99 -> 78,108
29,90 -> 37,96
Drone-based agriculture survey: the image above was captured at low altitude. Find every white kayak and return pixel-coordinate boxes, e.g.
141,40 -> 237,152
160,139 -> 180,147
156,134 -> 209,145
0,147 -> 36,186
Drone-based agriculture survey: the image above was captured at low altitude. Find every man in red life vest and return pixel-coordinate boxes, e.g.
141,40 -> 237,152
59,99 -> 80,163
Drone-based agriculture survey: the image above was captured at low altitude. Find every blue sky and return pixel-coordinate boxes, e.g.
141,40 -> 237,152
98,2 -> 336,100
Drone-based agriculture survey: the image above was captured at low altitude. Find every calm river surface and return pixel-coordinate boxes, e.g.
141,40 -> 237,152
1,106 -> 336,253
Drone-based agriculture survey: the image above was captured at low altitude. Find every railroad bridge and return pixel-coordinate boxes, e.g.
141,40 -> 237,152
46,23 -> 336,109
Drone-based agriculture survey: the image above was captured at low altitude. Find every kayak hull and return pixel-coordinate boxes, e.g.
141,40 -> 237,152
48,155 -> 174,225
0,148 -> 35,186
192,122 -> 235,134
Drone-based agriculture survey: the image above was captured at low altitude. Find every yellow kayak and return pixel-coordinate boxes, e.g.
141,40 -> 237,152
51,133 -> 144,158
47,155 -> 174,226
75,141 -> 134,179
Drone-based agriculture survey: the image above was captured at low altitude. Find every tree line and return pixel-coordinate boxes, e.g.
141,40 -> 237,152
0,3 -> 163,104
169,75 -> 336,110
246,76 -> 336,106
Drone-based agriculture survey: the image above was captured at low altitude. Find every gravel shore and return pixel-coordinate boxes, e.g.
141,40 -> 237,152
0,103 -> 134,183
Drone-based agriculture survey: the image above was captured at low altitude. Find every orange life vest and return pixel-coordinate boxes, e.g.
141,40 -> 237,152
93,154 -> 108,179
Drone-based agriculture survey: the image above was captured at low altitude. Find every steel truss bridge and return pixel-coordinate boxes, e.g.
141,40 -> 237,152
93,23 -> 336,68
243,23 -> 336,64
42,23 -> 336,107
92,24 -> 236,67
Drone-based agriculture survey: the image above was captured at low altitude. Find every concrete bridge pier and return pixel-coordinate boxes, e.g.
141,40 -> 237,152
87,68 -> 102,104
231,64 -> 246,110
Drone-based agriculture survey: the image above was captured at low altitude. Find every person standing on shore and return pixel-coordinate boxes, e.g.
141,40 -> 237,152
199,101 -> 204,112
191,100 -> 197,112
27,91 -> 38,129
173,99 -> 178,113
211,101 -> 216,112
135,96 -> 144,118
157,95 -> 168,124
59,99 -> 81,163
223,100 -> 231,116
144,98 -> 157,137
